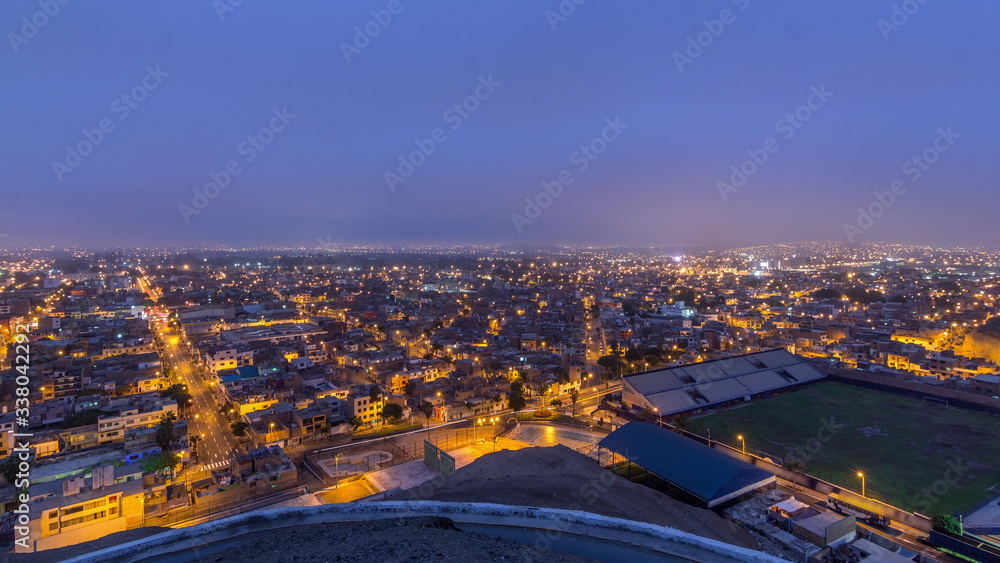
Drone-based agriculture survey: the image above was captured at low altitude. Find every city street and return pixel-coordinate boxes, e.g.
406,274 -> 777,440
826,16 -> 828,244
139,275 -> 240,472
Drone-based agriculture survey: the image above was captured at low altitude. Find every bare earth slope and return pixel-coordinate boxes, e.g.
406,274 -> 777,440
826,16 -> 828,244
380,444 -> 758,550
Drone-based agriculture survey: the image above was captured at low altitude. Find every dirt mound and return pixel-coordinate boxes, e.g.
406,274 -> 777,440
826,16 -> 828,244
380,445 -> 758,550
189,517 -> 598,563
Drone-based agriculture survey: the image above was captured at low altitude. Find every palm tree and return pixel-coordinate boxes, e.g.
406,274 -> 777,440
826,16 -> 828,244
418,402 -> 435,423
569,388 -> 580,415
786,458 -> 806,490
673,413 -> 690,431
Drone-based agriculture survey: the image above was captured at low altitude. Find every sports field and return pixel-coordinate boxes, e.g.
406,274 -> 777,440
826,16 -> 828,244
692,382 -> 1000,516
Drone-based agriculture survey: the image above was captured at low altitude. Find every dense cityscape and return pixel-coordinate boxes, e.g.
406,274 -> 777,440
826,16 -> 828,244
6,0 -> 1000,561
2,242 -> 1000,560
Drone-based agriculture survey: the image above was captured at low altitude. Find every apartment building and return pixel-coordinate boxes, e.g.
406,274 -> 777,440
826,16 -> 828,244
16,467 -> 145,553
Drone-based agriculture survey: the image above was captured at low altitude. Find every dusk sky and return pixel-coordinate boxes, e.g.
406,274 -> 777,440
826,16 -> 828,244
3,1 -> 998,249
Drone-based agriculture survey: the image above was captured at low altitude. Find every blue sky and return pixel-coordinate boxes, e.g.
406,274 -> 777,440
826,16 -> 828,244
2,0 -> 997,248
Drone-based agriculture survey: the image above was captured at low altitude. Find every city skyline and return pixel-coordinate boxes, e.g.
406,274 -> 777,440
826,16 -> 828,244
4,1 -> 999,248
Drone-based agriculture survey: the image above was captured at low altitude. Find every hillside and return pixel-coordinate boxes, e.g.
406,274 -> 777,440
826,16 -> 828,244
379,444 -> 759,550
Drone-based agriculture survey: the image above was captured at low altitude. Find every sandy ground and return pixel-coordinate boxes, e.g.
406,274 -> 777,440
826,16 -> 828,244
380,444 -> 760,551
187,517 -> 599,563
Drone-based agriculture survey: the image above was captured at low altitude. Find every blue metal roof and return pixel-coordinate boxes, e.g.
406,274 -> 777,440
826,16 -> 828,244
236,365 -> 260,379
599,422 -> 774,503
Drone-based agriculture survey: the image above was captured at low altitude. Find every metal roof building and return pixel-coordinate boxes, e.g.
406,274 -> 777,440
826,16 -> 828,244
598,422 -> 776,508
621,349 -> 826,416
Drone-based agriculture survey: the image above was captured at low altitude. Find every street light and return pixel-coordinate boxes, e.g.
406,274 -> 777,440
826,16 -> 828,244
334,453 -> 342,489
737,434 -> 746,455
857,472 -> 866,497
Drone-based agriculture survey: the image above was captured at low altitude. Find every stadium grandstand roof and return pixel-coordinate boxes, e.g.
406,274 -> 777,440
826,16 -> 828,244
622,349 -> 826,416
598,422 -> 775,507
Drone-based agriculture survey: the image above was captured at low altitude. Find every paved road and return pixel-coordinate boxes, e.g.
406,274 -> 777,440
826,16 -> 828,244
140,275 -> 241,471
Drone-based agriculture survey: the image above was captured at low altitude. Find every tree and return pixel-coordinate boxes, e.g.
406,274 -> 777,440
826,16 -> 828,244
642,347 -> 664,365
569,388 -> 580,415
508,379 -> 527,413
812,288 -> 840,300
786,458 -> 806,474
160,383 -> 193,412
0,455 -> 17,484
597,355 -> 622,373
624,348 -> 643,363
160,383 -> 186,398
368,384 -> 381,402
418,401 -> 435,421
549,398 -> 563,408
931,514 -> 963,535
230,420 -> 250,438
349,416 -> 364,431
380,402 -> 404,423
142,452 -> 179,474
155,412 -> 177,453
553,367 -> 570,384
403,379 -> 417,398
673,413 -> 690,430
669,286 -> 696,305
61,409 -> 106,429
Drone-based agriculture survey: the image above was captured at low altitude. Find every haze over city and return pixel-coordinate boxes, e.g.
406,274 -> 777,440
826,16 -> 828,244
3,0 -> 999,249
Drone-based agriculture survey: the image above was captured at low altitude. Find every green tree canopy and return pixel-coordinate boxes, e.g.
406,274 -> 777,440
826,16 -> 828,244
380,402 -> 404,423
508,379 -> 527,413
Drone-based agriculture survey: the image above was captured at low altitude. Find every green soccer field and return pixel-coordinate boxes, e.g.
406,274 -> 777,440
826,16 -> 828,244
691,381 -> 1000,516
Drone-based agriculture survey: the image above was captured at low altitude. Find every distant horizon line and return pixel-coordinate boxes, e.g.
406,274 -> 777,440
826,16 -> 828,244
2,241 -> 999,254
